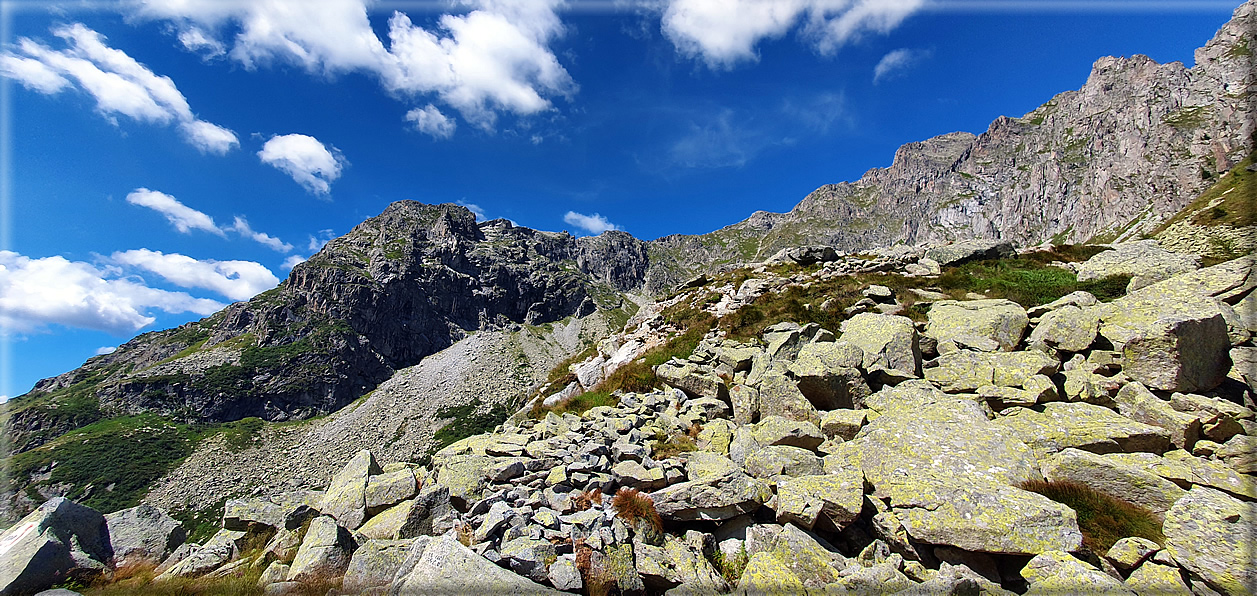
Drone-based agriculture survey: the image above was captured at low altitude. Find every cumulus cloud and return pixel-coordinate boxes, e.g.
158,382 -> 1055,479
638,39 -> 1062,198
281,255 -> 307,270
126,188 -> 224,236
176,26 -> 226,58
258,134 -> 345,195
0,250 -> 223,334
229,216 -> 293,252
95,346 -> 118,355
564,211 -> 620,236
873,47 -> 926,83
0,23 -> 239,153
661,0 -> 925,68
405,104 -> 456,139
128,0 -> 575,133
111,249 -> 280,302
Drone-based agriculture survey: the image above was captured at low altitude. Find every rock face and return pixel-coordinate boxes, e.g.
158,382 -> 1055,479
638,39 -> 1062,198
103,504 -> 186,566
1163,487 -> 1257,595
5,202 -> 651,455
0,498 -> 112,595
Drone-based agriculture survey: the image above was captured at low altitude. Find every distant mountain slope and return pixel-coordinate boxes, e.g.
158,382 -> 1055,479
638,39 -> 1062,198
2,202 -> 647,456
644,0 -> 1254,292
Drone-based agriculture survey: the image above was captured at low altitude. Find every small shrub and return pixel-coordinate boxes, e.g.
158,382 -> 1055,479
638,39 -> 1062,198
1019,479 -> 1164,554
611,487 -> 662,535
710,545 -> 750,585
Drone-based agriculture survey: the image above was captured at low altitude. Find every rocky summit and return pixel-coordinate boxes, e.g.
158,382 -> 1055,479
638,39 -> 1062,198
2,2 -> 1256,595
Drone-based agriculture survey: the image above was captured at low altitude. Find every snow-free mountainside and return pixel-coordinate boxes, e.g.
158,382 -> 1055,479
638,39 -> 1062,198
1,2 -> 1255,595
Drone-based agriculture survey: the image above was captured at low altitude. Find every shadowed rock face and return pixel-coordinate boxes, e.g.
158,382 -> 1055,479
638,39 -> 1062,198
6,202 -> 653,454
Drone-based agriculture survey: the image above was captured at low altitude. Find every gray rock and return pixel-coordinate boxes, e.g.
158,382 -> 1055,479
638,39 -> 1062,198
1028,304 -> 1099,352
157,528 -> 246,579
499,537 -> 557,585
1163,486 -> 1257,596
924,240 -> 1014,267
1215,435 -> 1257,474
1040,448 -> 1186,515
1020,551 -> 1133,594
840,313 -> 922,377
1104,537 -> 1159,571
748,415 -> 824,451
104,504 -> 186,566
365,469 -> 420,515
1073,240 -> 1199,290
1123,562 -> 1191,595
818,408 -> 866,441
0,498 -> 112,596
786,342 -> 867,410
634,534 -> 728,594
548,554 -> 583,592
1114,382 -> 1202,450
318,450 -> 381,530
1122,313 -> 1232,393
775,471 -> 864,532
650,471 -> 771,522
991,402 -> 1172,459
742,445 -> 823,478
924,349 -> 1058,392
342,539 -> 413,594
223,491 -> 320,532
656,361 -> 724,398
754,370 -> 820,425
391,535 -> 559,595
926,299 -> 1029,352
286,515 -> 356,584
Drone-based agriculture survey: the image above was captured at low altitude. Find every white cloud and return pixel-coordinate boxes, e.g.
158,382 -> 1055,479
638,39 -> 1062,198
661,0 -> 925,68
258,134 -> 345,195
0,250 -> 223,335
112,249 -> 280,302
563,211 -> 620,236
457,200 -> 487,221
405,104 -> 456,139
308,229 -> 336,252
176,26 -> 226,58
229,216 -> 293,252
0,54 -> 71,93
95,346 -> 118,355
179,119 -> 240,154
281,255 -> 307,270
873,47 -> 924,83
0,23 -> 239,153
128,0 -> 576,133
126,188 -> 224,236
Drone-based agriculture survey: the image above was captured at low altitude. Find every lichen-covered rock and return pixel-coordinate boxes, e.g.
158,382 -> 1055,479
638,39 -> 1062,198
1121,313 -> 1231,393
786,342 -> 867,410
318,450 -> 380,530
1104,537 -> 1160,571
745,523 -> 844,588
775,471 -> 864,532
656,360 -> 724,398
357,485 -> 455,540
613,460 -> 666,491
548,554 -> 583,592
926,299 -> 1029,352
1163,487 -> 1257,596
1020,551 -> 1133,595
991,402 -> 1172,458
634,534 -> 728,594
286,515 -> 356,584
391,535 -> 558,594
924,240 -> 1014,267
341,539 -> 412,594
1105,450 -> 1257,500
1028,304 -> 1100,352
754,371 -> 820,425
685,452 -> 741,482
742,445 -> 823,479
364,468 -> 419,515
748,416 -> 824,451
1073,240 -> 1199,290
223,491 -> 320,532
818,408 -> 866,441
157,529 -> 246,579
104,504 -> 186,566
650,471 -> 771,522
925,349 -> 1059,392
839,313 -> 921,377
1123,562 -> 1191,595
1041,448 -> 1186,515
735,551 -> 805,596
500,537 -> 558,585
728,384 -> 759,426
1215,435 -> 1257,474
1114,383 -> 1202,450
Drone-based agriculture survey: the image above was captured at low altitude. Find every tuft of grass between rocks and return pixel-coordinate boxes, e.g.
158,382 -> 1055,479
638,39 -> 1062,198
1019,479 -> 1164,554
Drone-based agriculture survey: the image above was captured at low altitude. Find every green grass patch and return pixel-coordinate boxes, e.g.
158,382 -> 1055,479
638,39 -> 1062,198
1162,105 -> 1211,130
429,400 -> 512,453
170,496 -> 230,544
5,415 -> 200,514
1020,479 -> 1164,554
710,545 -> 750,585
651,431 -> 697,460
530,390 -> 618,419
218,417 -> 265,451
936,257 -> 1129,306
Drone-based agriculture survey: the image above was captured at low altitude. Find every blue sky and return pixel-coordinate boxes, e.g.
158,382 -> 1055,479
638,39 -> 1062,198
0,0 -> 1241,398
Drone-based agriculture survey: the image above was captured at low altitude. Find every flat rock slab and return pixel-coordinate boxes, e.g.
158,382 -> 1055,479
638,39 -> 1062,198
925,350 -> 1058,393
926,299 -> 1028,352
105,504 -> 186,566
341,539 -> 413,594
0,498 -> 111,596
1041,448 -> 1185,515
391,535 -> 558,595
650,471 -> 771,522
991,402 -> 1171,459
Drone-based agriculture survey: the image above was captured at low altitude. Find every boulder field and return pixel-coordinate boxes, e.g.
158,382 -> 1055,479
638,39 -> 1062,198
3,245 -> 1253,596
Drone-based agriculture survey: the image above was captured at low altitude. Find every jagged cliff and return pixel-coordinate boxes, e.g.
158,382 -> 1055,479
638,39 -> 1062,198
644,0 -> 1255,292
2,202 -> 648,456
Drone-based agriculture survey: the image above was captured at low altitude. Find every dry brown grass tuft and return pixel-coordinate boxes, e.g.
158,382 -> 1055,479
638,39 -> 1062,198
611,487 -> 662,535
